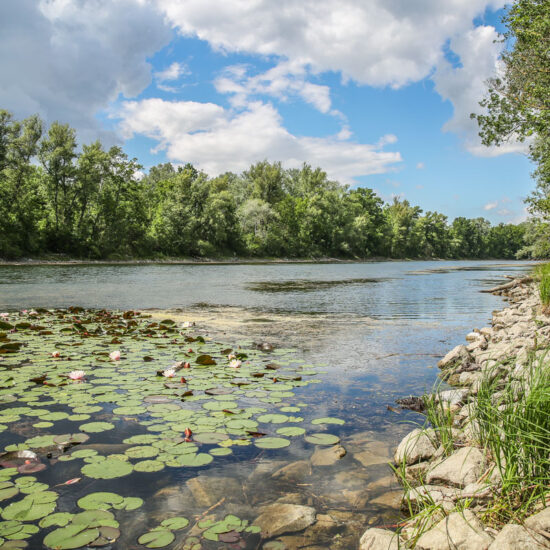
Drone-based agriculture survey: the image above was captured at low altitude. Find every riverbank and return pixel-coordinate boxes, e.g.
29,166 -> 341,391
361,275 -> 550,549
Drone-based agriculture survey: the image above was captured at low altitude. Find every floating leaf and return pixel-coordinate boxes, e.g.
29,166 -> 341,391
43,524 -> 99,550
81,459 -> 133,479
160,517 -> 189,530
311,417 -> 345,425
276,427 -> 306,437
304,433 -> 340,446
254,437 -> 290,449
79,422 -> 115,433
138,530 -> 175,548
195,355 -> 216,366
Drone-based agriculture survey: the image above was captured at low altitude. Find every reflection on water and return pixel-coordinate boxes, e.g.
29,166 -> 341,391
0,260 -> 536,548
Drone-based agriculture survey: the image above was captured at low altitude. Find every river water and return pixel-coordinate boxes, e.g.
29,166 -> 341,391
0,260 -> 534,549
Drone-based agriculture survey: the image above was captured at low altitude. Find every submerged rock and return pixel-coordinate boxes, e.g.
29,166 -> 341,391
359,528 -> 403,550
311,444 -> 346,466
415,510 -> 493,550
254,503 -> 316,538
272,460 -> 311,482
186,475 -> 243,507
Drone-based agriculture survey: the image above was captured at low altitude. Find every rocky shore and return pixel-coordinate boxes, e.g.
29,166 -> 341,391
360,276 -> 550,549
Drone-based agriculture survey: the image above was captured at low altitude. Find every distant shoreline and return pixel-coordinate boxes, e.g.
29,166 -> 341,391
0,256 -> 528,267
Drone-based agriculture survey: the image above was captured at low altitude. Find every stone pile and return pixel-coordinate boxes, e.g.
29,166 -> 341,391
361,277 -> 550,549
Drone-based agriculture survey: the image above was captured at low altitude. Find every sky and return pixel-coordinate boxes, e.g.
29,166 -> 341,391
0,0 -> 535,223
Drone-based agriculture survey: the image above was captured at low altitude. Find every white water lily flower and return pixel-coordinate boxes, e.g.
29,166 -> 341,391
227,354 -> 236,360
163,368 -> 176,378
0,313 -> 9,319
68,370 -> 86,380
229,359 -> 242,369
109,350 -> 121,361
181,321 -> 194,328
51,351 -> 61,358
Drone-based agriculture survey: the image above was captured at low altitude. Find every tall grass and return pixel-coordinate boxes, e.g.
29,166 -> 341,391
534,262 -> 550,311
472,354 -> 550,524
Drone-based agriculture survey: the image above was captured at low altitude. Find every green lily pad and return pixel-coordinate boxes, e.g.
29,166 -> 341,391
81,459 -> 133,479
276,426 -> 306,437
79,422 -> 115,433
138,530 -> 175,548
254,437 -> 290,449
77,492 -> 124,511
125,446 -> 159,459
311,417 -> 345,425
43,524 -> 100,550
160,517 -> 189,530
304,433 -> 340,445
39,512 -> 74,528
134,460 -> 164,473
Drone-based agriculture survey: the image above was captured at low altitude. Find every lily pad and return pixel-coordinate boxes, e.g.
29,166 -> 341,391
160,517 -> 189,530
304,433 -> 340,446
311,417 -> 345,425
79,422 -> 115,433
81,459 -> 133,479
254,437 -> 290,449
43,524 -> 99,550
138,530 -> 175,548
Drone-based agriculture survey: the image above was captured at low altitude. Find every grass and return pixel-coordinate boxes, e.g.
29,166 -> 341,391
534,262 -> 550,311
472,353 -> 550,525
393,353 -> 550,542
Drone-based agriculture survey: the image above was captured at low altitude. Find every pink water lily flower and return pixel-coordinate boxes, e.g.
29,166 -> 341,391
109,350 -> 121,361
51,351 -> 61,358
229,359 -> 242,369
68,370 -> 86,380
0,313 -> 9,319
163,368 -> 176,378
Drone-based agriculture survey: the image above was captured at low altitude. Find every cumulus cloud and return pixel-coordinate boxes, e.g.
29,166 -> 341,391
0,0 -> 171,143
116,98 -> 402,184
484,201 -> 499,211
155,62 -> 189,83
214,60 -> 334,114
160,0 -> 506,88
433,25 -> 526,156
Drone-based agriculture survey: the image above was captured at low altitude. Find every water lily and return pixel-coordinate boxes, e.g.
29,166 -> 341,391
229,359 -> 242,369
228,354 -> 236,360
181,321 -> 194,328
28,310 -> 38,316
162,368 -> 176,378
68,370 -> 86,380
183,362 -> 191,369
0,313 -> 9,319
51,351 -> 61,358
109,350 -> 121,361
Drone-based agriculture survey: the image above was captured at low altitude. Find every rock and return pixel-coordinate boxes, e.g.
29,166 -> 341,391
438,345 -> 471,369
370,490 -> 403,508
436,389 -> 469,407
366,475 -> 398,492
359,528 -> 403,550
488,524 -> 549,549
354,450 -> 389,467
311,444 -> 346,466
407,485 -> 457,512
275,493 -> 309,505
334,469 -> 368,490
426,446 -> 486,488
394,428 -> 437,465
525,507 -> 550,533
416,510 -> 493,549
254,503 -> 316,538
186,476 -> 243,507
466,331 -> 481,341
272,460 -> 311,482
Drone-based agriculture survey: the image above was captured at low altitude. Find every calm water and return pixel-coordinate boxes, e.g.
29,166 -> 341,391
0,260 -> 535,549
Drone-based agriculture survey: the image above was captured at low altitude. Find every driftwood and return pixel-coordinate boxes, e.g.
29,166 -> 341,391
480,276 -> 533,294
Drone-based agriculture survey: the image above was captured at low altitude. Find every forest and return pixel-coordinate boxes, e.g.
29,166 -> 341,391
0,109 -> 543,261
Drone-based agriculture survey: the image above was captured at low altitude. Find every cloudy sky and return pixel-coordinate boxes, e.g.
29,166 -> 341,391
0,0 -> 534,222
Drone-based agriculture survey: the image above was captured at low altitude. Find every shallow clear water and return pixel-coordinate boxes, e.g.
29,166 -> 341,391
0,260 -> 535,549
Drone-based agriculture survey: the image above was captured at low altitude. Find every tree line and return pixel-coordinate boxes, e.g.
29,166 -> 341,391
0,109 -> 537,261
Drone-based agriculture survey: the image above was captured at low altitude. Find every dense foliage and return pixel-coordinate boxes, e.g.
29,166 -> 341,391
473,0 -> 550,256
0,109 -> 532,260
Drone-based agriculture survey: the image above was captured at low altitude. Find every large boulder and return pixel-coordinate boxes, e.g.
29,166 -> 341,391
359,528 -> 403,550
416,510 -> 493,549
426,446 -> 486,488
488,524 -> 549,549
525,507 -> 550,533
394,428 -> 437,465
438,345 -> 471,369
253,503 -> 316,538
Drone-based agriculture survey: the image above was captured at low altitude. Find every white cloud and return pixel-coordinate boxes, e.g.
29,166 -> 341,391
416,162 -> 425,170
484,201 -> 498,211
155,62 -> 188,82
160,0 -> 506,88
116,98 -> 402,184
433,25 -> 526,156
215,61 -> 334,115
0,0 -> 171,143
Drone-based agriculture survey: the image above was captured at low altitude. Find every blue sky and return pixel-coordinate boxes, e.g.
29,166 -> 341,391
1,0 -> 534,223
